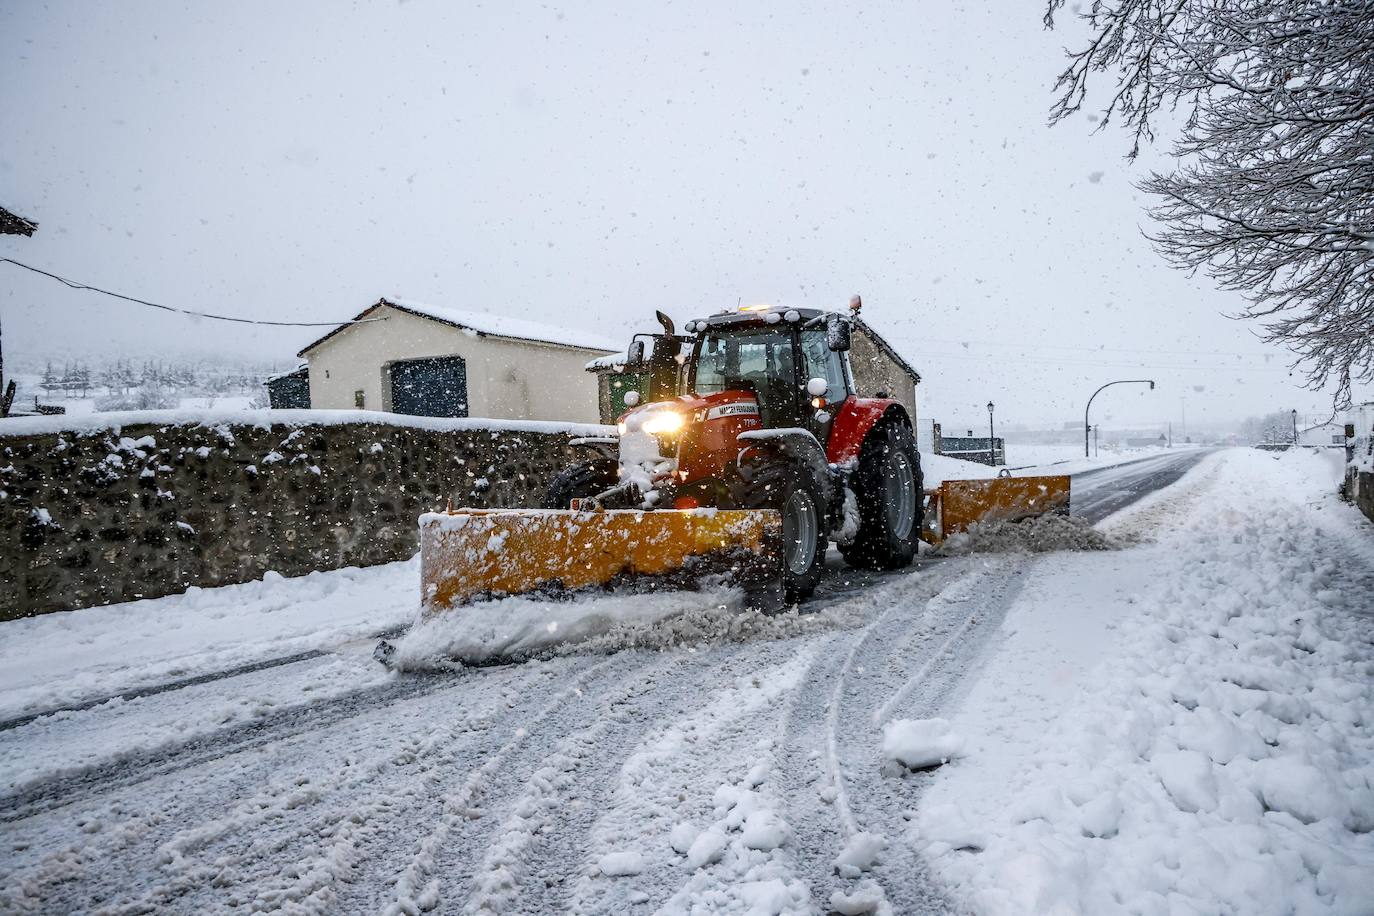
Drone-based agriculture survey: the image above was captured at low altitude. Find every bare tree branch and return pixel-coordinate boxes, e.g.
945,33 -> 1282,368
1046,0 -> 1374,407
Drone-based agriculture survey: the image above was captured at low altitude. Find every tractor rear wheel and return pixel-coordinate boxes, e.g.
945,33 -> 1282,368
840,422 -> 923,570
738,458 -> 826,604
543,458 -> 618,509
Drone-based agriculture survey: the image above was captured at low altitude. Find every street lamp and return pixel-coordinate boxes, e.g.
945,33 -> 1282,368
1291,409 -> 1298,446
1085,379 -> 1155,457
987,401 -> 995,466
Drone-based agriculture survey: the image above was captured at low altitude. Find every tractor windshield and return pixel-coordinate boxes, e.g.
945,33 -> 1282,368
690,325 -> 800,424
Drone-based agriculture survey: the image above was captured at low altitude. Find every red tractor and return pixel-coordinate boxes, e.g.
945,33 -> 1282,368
545,304 -> 923,603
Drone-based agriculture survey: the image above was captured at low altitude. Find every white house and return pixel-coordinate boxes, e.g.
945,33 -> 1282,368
1298,422 -> 1347,447
298,298 -> 621,424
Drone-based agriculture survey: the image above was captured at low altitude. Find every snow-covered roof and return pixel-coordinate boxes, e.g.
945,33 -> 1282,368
298,297 -> 621,357
265,364 -> 308,383
585,350 -> 629,371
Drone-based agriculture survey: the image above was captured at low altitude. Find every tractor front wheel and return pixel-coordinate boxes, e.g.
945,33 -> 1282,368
840,422 -> 923,570
738,459 -> 827,604
543,458 -> 618,509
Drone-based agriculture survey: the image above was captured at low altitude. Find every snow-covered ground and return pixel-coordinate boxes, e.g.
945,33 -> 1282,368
920,448 -> 1374,915
0,559 -> 419,724
1,448 -> 1368,914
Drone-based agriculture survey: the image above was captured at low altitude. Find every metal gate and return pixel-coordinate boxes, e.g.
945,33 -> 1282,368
389,355 -> 468,417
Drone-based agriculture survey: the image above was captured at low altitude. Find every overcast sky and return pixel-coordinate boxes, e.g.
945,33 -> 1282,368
1,0 -> 1359,432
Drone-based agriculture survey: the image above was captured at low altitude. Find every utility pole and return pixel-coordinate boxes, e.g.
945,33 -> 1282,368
1168,421 -> 1172,448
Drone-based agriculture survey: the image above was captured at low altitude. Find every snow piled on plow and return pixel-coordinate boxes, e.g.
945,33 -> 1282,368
388,588 -> 742,668
389,583 -> 860,669
940,513 -> 1121,554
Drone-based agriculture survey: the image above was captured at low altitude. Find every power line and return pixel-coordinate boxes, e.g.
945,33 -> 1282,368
0,257 -> 380,328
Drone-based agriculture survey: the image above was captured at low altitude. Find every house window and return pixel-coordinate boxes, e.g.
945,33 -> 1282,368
355,390 -> 365,409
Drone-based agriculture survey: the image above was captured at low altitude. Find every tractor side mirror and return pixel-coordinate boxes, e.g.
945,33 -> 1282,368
626,338 -> 647,368
826,313 -> 852,352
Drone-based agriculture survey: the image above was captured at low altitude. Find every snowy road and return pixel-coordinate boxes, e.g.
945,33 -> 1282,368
1,449 -> 1220,914
1066,449 -> 1213,522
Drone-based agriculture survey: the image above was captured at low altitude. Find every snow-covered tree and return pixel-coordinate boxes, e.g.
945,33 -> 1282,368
1045,0 -> 1374,406
39,362 -> 57,397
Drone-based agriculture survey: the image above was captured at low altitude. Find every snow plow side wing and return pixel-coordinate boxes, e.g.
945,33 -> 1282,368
924,474 -> 1071,542
419,508 -> 783,612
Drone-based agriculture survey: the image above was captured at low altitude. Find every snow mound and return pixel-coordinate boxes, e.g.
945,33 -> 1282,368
596,850 -> 645,877
833,832 -> 885,877
881,718 -> 965,770
941,513 -> 1119,555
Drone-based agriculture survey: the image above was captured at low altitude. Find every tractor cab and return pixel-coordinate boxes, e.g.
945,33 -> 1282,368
686,306 -> 852,438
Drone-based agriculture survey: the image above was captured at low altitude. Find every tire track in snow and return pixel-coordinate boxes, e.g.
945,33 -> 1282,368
370,652 -> 631,915
452,652 -> 693,915
771,559 -> 979,913
0,660 -> 589,914
771,556 -> 1029,914
0,668 -> 470,824
604,648 -> 822,915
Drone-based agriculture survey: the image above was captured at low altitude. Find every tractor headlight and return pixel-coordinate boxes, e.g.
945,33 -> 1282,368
641,411 -> 686,436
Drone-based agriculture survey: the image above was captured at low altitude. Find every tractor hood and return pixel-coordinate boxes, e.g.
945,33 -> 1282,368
617,390 -> 760,434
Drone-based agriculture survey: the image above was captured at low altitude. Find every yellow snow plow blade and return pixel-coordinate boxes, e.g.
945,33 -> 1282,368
923,474 -> 1071,544
419,508 -> 783,612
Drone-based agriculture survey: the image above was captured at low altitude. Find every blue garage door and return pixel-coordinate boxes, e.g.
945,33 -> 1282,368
389,356 -> 468,417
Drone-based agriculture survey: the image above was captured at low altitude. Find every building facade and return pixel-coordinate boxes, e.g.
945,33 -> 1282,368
298,299 -> 619,424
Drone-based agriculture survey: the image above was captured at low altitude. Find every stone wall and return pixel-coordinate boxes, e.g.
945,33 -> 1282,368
0,410 -> 609,619
1347,467 -> 1374,524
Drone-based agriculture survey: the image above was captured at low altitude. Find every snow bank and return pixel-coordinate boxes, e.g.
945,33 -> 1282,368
921,449 -> 1374,915
0,407 -> 613,439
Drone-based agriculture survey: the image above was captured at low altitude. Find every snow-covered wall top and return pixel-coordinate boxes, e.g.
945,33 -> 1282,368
0,408 -> 614,440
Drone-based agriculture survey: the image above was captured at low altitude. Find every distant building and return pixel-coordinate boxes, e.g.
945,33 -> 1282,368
1298,422 -> 1346,447
297,298 -> 619,423
264,365 -> 310,409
